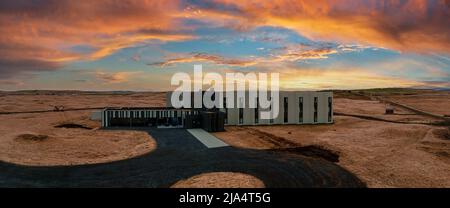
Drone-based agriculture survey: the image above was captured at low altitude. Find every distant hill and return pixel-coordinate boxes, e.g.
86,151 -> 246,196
0,90 -> 167,96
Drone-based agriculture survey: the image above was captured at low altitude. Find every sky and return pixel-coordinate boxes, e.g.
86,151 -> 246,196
0,0 -> 449,91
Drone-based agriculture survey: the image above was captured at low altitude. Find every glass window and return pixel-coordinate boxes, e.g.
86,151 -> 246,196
283,97 -> 288,123
299,97 -> 303,123
239,108 -> 243,124
269,100 -> 274,124
224,97 -> 228,124
328,97 -> 332,122
255,97 -> 259,124
314,97 -> 318,123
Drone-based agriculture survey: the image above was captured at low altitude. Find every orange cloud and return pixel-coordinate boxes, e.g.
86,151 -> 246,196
88,33 -> 194,60
1,0 -> 448,88
150,47 -> 337,67
204,0 -> 450,54
0,0 -> 195,78
276,68 -> 425,90
149,53 -> 258,67
268,47 -> 337,62
93,71 -> 142,84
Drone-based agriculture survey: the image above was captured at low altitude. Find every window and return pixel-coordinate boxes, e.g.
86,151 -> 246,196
211,92 -> 216,109
239,97 -> 244,124
314,97 -> 318,123
269,100 -> 274,124
255,97 -> 259,124
283,97 -> 288,123
224,97 -> 228,124
239,108 -> 243,124
299,97 -> 303,123
328,97 -> 332,122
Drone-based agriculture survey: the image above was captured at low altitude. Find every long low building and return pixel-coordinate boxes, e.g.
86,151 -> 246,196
166,91 -> 333,125
101,107 -> 197,128
219,91 -> 333,125
101,91 -> 333,131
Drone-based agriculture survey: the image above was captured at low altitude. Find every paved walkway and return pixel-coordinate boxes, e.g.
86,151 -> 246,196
187,129 -> 229,148
0,128 -> 365,187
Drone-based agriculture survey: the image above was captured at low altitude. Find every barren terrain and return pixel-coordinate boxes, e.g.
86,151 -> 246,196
1,89 -> 449,187
0,91 -> 162,166
171,172 -> 265,188
0,91 -> 166,112
214,90 -> 450,187
336,89 -> 450,116
387,93 -> 450,116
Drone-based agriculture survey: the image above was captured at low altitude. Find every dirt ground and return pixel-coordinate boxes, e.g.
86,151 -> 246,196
214,96 -> 450,188
0,91 -> 161,166
335,89 -> 450,116
387,93 -> 450,116
334,98 -> 442,123
0,91 -> 166,112
171,172 -> 265,188
1,90 -> 449,187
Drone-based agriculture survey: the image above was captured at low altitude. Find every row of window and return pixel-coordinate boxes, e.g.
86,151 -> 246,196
231,96 -> 332,124
281,96 -> 327,123
106,110 -> 195,119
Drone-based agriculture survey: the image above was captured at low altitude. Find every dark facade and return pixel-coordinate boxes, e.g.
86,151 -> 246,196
101,107 -> 225,132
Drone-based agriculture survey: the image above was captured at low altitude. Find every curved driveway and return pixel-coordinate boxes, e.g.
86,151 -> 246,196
0,128 -> 365,187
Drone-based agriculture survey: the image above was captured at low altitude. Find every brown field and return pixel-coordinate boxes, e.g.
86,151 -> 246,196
171,172 -> 265,188
0,91 -> 166,112
214,91 -> 450,187
335,89 -> 450,116
0,91 -> 163,166
387,93 -> 450,116
1,89 -> 449,187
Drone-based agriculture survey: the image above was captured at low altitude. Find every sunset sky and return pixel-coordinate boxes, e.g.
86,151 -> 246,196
0,0 -> 449,91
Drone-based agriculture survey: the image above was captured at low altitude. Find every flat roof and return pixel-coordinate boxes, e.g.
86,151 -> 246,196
103,107 -> 194,111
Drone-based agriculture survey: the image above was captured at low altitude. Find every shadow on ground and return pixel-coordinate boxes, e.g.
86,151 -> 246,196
0,128 -> 365,188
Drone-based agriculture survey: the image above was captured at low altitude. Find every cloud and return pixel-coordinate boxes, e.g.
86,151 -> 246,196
73,79 -> 87,83
1,0 -> 448,90
150,46 -> 337,67
417,81 -> 450,89
86,32 -> 194,60
148,53 -> 258,67
92,71 -> 142,84
0,58 -> 61,79
337,44 -> 376,52
0,0 -> 195,78
268,47 -> 337,62
132,54 -> 141,62
273,67 -> 426,90
0,79 -> 25,87
194,0 -> 450,54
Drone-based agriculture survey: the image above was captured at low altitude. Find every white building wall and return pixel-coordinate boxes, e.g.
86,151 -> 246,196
162,91 -> 333,126
318,94 -> 327,123
227,107 -> 239,125
304,92 -> 313,124
287,92 -> 297,124
221,91 -> 333,125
